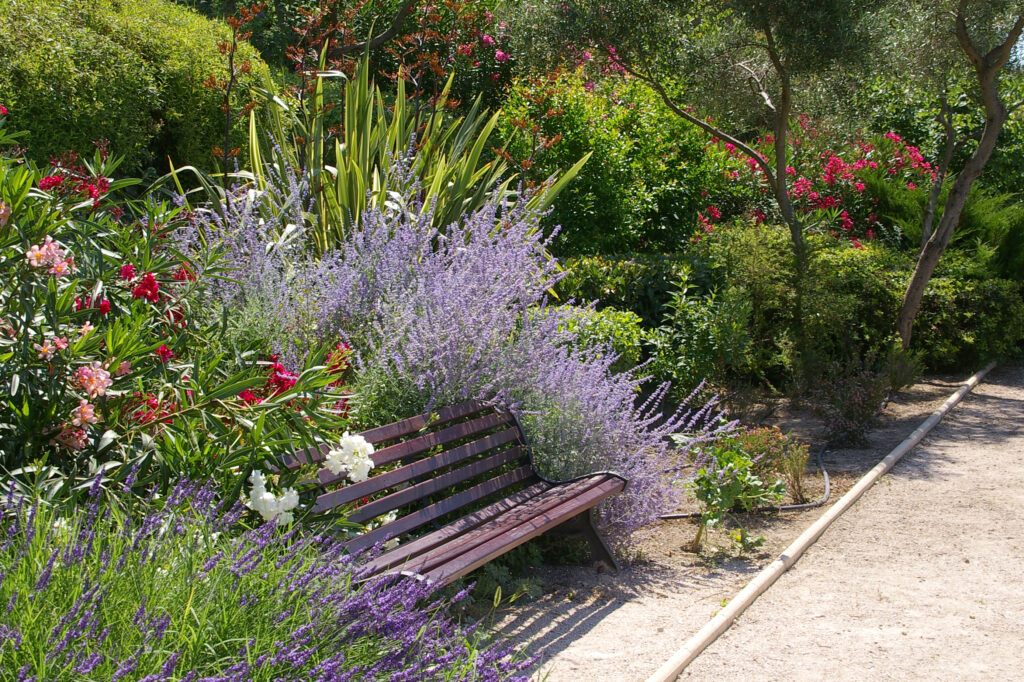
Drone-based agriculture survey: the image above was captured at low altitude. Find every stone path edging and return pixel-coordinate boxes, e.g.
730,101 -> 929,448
645,360 -> 998,682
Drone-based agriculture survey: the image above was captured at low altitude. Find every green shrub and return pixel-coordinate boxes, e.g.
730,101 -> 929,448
647,275 -> 753,401
555,253 -> 695,327
553,305 -> 647,374
808,353 -> 891,446
0,0 -> 270,173
720,427 -> 811,504
500,71 -> 754,255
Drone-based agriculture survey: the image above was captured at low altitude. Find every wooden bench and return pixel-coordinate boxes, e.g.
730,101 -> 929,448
281,399 -> 627,586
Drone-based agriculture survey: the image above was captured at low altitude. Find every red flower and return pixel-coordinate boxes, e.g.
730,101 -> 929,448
173,265 -> 196,282
132,273 -> 160,303
39,175 -> 63,191
75,296 -> 91,311
98,299 -> 111,315
120,263 -> 137,281
266,362 -> 298,395
155,344 -> 174,363
0,104 -> 7,115
239,389 -> 262,405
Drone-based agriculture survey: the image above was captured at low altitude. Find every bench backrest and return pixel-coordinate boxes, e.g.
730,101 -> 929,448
280,400 -> 540,553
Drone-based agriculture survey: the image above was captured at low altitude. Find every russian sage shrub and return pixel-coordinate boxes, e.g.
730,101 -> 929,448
0,479 -> 530,680
189,167 -> 731,543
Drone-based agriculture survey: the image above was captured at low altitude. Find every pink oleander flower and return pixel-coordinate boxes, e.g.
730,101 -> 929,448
53,336 -> 69,351
79,321 -> 94,337
120,263 -> 137,281
98,299 -> 111,315
481,34 -> 495,46
53,425 -> 88,451
34,339 -> 57,360
0,202 -> 10,227
73,362 -> 112,399
853,182 -> 866,193
494,50 -> 509,62
907,181 -> 916,190
115,360 -> 132,377
155,344 -> 174,363
457,44 -> 472,56
71,399 -> 98,427
706,205 -> 722,220
0,104 -> 7,116
583,81 -> 595,92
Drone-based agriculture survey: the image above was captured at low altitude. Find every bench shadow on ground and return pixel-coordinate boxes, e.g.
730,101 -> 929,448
486,553 -> 760,665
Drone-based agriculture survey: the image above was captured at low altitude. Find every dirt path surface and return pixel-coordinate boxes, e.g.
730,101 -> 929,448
492,366 -> 1024,681
681,364 -> 1024,681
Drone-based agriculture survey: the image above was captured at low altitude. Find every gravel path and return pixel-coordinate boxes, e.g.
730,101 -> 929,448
493,366 -> 1024,681
681,364 -> 1024,680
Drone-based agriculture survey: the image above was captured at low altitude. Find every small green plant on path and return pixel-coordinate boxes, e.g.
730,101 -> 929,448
688,443 -> 785,553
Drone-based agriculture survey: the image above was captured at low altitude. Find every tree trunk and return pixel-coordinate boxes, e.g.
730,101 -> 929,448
921,101 -> 957,250
897,85 -> 1007,349
896,8 -> 1023,350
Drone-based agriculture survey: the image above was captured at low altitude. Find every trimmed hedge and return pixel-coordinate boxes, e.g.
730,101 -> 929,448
0,0 -> 270,172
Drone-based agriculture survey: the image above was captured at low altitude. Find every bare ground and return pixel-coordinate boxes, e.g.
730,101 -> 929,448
489,366 -> 1024,681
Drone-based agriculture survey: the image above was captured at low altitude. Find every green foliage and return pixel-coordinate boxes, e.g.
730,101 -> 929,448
246,57 -> 586,254
720,427 -> 810,503
648,273 -> 753,401
550,305 -> 647,374
499,71 -> 753,254
687,440 -> 785,551
0,0 -> 270,173
807,353 -> 891,445
682,223 -> 1024,392
555,253 -> 694,327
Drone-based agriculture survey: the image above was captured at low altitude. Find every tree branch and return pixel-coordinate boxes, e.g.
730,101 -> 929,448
330,2 -> 417,56
606,52 -> 778,190
736,60 -> 775,110
982,12 -> 1024,71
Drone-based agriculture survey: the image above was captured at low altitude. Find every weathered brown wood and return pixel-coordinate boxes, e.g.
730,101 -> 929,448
343,446 -> 528,522
345,465 -> 538,554
357,400 -> 490,445
311,427 -> 521,511
420,476 -> 626,585
394,475 -> 624,578
360,482 -> 551,574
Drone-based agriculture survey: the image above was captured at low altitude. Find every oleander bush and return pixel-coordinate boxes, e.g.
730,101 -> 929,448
0,121 -> 343,503
0,0 -> 269,173
0,479 -> 530,680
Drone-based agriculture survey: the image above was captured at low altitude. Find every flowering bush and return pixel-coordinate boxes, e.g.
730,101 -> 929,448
0,479 -> 530,680
0,127 -> 344,503
189,163 -> 732,545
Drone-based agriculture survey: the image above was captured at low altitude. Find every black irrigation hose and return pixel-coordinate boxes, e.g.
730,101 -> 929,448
658,448 -> 832,520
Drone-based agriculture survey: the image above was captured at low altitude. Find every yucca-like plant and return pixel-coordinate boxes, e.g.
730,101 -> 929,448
247,54 -> 588,254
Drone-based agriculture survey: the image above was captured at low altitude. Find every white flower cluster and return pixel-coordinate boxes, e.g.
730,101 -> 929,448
324,431 -> 375,483
247,469 -> 299,524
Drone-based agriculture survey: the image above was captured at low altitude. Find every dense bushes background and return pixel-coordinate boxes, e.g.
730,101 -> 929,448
0,0 -> 269,173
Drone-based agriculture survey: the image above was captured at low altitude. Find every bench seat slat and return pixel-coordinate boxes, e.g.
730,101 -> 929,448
359,481 -> 551,574
345,465 -> 538,554
342,446 -> 528,523
309,428 -> 521,511
420,475 -> 625,585
384,474 -> 623,579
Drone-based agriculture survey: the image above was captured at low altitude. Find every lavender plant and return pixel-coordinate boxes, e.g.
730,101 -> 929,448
186,162 -> 733,544
0,479 -> 531,680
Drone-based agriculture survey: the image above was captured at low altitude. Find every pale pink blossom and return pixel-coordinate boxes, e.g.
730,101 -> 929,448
0,202 -> 10,227
71,399 -> 98,427
73,362 -> 112,399
115,360 -> 132,377
35,339 -> 57,359
79,321 -> 94,337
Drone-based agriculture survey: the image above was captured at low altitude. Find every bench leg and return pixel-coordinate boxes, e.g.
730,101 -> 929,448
574,510 -> 620,574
